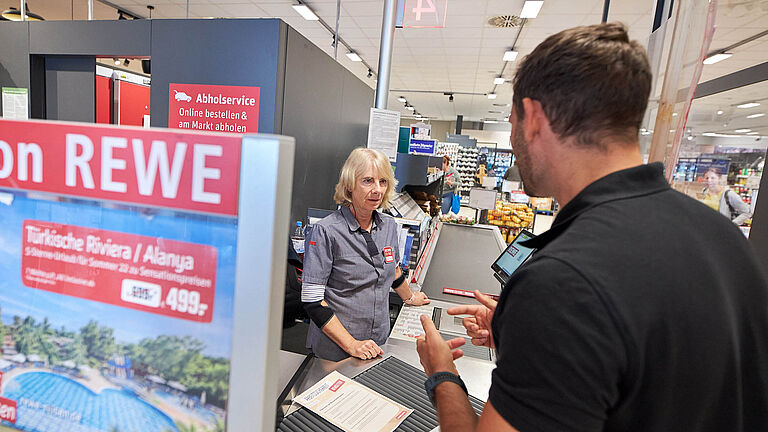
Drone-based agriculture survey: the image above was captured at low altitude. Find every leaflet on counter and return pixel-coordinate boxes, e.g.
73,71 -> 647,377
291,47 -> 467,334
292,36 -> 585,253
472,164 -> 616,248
294,371 -> 413,432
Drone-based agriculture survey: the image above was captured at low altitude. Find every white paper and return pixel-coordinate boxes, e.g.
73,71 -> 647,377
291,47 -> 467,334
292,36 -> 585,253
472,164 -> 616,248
2,87 -> 29,120
389,304 -> 435,341
367,108 -> 401,162
468,188 -> 497,210
295,371 -> 413,432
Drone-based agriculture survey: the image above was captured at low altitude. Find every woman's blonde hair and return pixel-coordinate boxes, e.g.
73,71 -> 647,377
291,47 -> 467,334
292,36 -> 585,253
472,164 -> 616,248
334,148 -> 398,208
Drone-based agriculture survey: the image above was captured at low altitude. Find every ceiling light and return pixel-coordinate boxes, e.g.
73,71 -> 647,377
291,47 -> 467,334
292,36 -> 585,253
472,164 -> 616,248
397,96 -> 406,103
672,112 -> 678,116
367,69 -> 373,78
484,120 -> 499,124
114,58 -> 121,65
406,105 -> 415,111
735,129 -> 752,133
747,132 -> 759,135
520,1 -> 544,18
687,135 -> 694,141
493,76 -> 505,85
292,4 -> 319,20
503,50 -> 519,62
703,53 -> 732,65
487,93 -> 497,100
641,131 -> 651,135
716,110 -> 724,115
747,113 -> 765,119
346,52 -> 362,62
737,102 -> 760,109
449,94 -> 454,102
504,116 -> 510,122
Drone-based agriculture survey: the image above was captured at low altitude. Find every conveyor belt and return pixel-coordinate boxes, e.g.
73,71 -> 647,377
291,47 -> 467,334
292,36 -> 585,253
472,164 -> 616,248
421,224 -> 504,304
276,356 -> 485,431
440,332 -> 492,362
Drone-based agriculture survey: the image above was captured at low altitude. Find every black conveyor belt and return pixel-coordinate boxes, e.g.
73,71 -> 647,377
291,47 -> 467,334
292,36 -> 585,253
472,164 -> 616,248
276,357 -> 485,431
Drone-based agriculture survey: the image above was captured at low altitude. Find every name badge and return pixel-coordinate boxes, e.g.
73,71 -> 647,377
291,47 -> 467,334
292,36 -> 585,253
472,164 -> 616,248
383,247 -> 395,264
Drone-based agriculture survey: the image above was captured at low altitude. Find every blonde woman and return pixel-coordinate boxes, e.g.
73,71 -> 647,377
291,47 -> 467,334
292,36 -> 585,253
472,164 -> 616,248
301,148 -> 430,361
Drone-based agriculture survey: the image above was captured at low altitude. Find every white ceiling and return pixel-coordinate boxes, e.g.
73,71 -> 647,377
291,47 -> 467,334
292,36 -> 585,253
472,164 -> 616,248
14,0 -> 768,136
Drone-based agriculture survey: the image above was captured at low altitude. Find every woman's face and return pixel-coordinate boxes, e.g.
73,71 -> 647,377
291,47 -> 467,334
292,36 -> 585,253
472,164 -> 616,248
704,171 -> 721,189
351,163 -> 388,213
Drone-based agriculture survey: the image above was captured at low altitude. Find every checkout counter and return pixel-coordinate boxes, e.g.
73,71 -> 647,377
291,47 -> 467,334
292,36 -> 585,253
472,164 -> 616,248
276,221 -> 507,431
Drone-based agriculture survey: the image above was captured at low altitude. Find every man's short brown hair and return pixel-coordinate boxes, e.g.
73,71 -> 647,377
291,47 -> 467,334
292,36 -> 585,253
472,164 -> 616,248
513,22 -> 651,148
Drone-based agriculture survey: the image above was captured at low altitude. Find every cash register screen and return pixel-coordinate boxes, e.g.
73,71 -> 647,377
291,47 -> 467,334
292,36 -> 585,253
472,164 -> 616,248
491,229 -> 536,284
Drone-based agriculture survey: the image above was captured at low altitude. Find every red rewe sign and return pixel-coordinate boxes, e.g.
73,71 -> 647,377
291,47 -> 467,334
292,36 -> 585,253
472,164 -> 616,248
0,119 -> 241,216
21,220 -> 218,322
168,83 -> 260,134
0,397 -> 17,423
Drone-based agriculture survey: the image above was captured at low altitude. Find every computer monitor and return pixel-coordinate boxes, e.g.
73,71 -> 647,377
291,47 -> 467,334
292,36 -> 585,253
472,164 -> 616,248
491,229 -> 536,286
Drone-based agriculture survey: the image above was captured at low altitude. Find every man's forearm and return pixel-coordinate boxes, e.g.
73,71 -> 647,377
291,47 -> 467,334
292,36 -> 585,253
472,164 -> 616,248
435,381 -> 478,432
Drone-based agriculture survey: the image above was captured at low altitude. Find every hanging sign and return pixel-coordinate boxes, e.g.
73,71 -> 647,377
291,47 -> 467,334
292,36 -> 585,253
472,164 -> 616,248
0,118 -> 241,216
408,138 -> 437,155
168,83 -> 260,134
401,0 -> 448,28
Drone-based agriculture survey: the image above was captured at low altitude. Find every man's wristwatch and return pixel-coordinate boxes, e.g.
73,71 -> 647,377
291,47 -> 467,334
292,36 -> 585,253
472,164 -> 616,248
424,371 -> 468,406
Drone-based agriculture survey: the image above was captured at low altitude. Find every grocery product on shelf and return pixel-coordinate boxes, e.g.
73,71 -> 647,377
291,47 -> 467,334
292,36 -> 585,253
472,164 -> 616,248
436,142 -> 460,160
456,147 -> 479,195
439,214 -> 476,225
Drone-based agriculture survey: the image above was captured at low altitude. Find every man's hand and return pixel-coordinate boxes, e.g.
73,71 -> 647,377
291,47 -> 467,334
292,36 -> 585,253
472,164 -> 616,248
345,339 -> 384,360
416,315 -> 465,376
447,290 -> 497,348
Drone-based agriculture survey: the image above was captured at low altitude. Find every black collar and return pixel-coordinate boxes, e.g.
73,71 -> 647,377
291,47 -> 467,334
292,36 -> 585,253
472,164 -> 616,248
341,205 -> 381,232
522,163 -> 669,249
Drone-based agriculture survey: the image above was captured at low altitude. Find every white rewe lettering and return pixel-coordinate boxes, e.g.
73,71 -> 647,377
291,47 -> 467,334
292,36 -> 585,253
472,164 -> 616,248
0,140 -> 12,179
17,142 -> 43,183
192,144 -> 222,204
65,134 -> 95,189
132,139 -> 187,198
101,137 -> 128,193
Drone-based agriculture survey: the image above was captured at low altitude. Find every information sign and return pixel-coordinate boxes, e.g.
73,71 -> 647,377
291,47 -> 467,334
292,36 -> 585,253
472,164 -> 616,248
367,108 -> 401,162
168,83 -> 260,134
408,138 -> 437,155
1,87 -> 28,120
401,0 -> 448,28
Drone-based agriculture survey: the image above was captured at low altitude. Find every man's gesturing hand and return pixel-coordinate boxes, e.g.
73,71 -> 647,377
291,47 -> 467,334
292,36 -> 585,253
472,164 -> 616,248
416,314 -> 465,376
446,290 -> 497,349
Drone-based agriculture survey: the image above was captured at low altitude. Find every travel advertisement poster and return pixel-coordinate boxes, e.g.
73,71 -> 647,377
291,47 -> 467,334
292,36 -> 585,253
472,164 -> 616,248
0,119 -> 242,432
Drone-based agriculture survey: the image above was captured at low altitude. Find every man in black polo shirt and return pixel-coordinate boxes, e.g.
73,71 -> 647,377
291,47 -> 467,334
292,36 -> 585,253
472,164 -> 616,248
415,23 -> 768,432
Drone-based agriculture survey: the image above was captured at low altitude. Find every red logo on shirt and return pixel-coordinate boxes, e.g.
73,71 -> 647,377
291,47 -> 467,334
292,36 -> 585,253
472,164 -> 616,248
383,247 -> 394,263
309,241 -> 316,246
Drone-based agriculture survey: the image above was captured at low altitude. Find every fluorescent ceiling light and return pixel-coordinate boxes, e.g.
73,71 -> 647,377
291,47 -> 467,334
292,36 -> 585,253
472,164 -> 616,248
735,129 -> 752,133
487,93 -> 497,100
346,52 -> 362,62
406,106 -> 415,111
737,102 -> 760,109
747,132 -> 760,135
292,4 -> 319,20
520,1 -> 544,18
672,112 -> 678,116
484,120 -> 499,124
747,113 -> 765,119
397,96 -> 406,103
503,50 -> 519,62
703,132 -> 742,137
716,110 -> 724,115
493,77 -> 505,85
703,53 -> 732,65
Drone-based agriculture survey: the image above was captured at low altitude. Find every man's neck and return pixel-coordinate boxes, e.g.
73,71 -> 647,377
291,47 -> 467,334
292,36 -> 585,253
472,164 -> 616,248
550,144 -> 643,207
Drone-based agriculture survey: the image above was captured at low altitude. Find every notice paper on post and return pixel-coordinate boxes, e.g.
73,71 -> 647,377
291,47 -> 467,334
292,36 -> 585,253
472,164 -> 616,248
294,370 -> 413,432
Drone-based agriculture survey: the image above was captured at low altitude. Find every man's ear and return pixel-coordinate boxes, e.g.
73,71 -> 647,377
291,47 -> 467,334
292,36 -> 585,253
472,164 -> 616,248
521,98 -> 550,144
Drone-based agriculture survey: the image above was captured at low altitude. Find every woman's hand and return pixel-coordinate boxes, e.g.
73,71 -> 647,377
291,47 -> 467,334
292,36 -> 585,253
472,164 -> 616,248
408,291 -> 431,306
345,339 -> 384,360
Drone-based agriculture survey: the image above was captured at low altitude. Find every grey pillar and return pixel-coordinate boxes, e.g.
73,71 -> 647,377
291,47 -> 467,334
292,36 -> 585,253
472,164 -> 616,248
374,0 -> 397,109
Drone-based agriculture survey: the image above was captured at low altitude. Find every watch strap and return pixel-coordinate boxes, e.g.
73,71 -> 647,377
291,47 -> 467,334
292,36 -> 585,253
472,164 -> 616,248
424,371 -> 468,406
